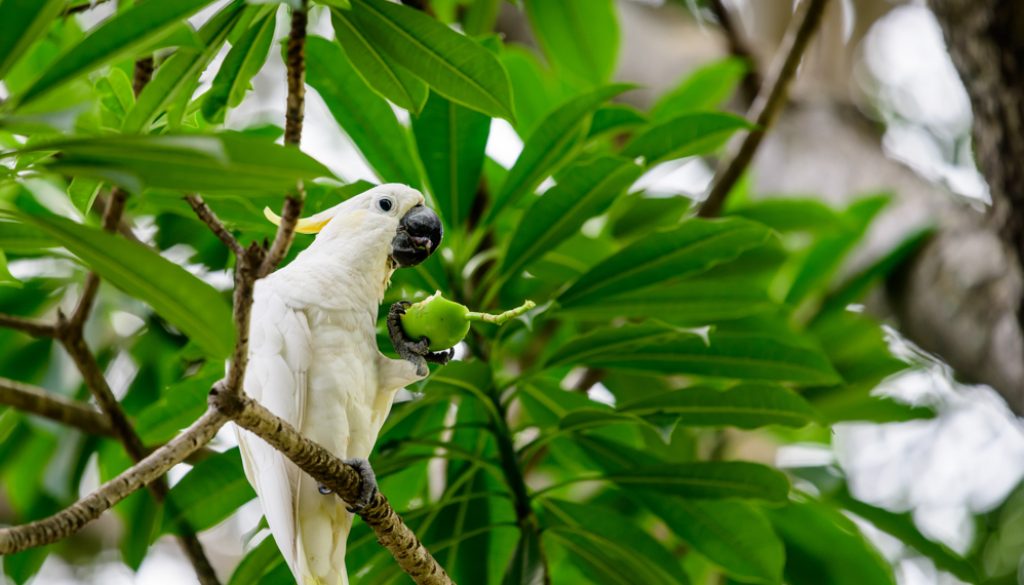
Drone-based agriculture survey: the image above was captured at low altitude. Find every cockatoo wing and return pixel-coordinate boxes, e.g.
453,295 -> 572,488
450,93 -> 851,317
236,280 -> 314,580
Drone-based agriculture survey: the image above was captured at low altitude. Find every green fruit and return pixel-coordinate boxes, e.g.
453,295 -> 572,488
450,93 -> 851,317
400,291 -> 471,351
399,291 -> 537,351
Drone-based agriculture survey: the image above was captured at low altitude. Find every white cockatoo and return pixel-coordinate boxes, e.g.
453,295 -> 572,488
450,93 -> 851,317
236,184 -> 449,585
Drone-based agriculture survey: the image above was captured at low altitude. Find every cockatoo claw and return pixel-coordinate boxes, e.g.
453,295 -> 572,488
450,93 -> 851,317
342,457 -> 378,514
387,301 -> 431,376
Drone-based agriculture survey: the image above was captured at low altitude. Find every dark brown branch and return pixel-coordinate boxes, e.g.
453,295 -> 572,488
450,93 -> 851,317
214,391 -> 453,585
0,377 -> 110,436
698,0 -> 831,218
261,3 -> 308,277
0,408 -> 227,553
706,0 -> 763,104
0,313 -> 56,338
185,194 -> 244,257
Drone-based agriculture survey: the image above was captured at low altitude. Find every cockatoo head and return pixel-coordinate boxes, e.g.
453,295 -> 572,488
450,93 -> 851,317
264,183 -> 442,269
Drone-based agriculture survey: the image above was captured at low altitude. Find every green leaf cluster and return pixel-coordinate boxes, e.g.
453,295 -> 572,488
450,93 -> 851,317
0,2 -> 983,585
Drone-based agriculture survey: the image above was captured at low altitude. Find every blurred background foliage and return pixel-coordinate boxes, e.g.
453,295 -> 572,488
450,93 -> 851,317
0,0 -> 1018,584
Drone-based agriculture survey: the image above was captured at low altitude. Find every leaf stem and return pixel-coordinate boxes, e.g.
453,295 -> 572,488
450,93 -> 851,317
465,300 -> 536,325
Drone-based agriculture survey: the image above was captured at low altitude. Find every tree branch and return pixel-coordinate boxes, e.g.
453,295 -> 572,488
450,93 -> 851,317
0,313 -> 56,338
0,376 -> 110,436
698,0 -> 831,218
185,194 -> 244,257
0,408 -> 227,554
261,3 -> 308,277
213,390 -> 453,585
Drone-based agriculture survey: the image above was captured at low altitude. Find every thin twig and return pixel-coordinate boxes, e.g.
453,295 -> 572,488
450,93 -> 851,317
185,194 -> 245,257
0,313 -> 56,338
706,0 -> 763,104
63,0 -> 114,16
68,187 -> 126,329
0,377 -> 110,436
0,408 -> 227,553
697,0 -> 831,218
261,3 -> 308,277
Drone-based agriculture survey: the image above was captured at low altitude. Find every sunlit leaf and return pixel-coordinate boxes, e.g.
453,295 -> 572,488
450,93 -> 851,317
524,0 -> 619,86
330,7 -> 427,113
0,0 -> 66,82
650,58 -> 747,121
306,36 -> 420,186
502,155 -> 642,280
201,7 -> 276,124
412,91 -> 490,229
15,0 -> 218,106
13,211 -> 234,358
17,133 -> 331,195
559,217 -> 771,306
622,112 -> 751,166
487,84 -> 632,224
346,0 -> 514,120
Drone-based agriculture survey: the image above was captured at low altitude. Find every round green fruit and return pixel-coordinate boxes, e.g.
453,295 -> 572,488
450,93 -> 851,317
399,291 -> 537,352
400,291 -> 471,351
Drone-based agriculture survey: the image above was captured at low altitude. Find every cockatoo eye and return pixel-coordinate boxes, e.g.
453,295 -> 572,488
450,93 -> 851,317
377,197 -> 395,213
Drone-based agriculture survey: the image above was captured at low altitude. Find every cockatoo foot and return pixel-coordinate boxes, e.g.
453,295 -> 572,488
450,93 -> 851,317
387,301 -> 432,376
342,457 -> 378,514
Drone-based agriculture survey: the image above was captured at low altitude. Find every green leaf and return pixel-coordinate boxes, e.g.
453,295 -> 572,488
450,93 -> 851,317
545,324 -> 841,385
586,104 -> 647,140
559,276 -> 776,325
596,461 -> 789,502
523,0 -> 619,86
807,387 -> 934,424
201,8 -> 276,124
14,211 -> 234,358
820,226 -> 934,316
829,487 -> 979,583
501,156 -> 642,279
501,526 -> 547,585
0,250 -> 21,287
785,194 -> 889,305
229,536 -> 287,585
20,133 -> 331,195
0,0 -> 66,82
538,499 -> 688,585
330,7 -> 428,113
412,91 -> 490,229
306,36 -> 420,186
643,498 -> 784,584
729,198 -> 847,233
15,0 -> 217,106
160,448 -> 256,535
650,58 -> 748,121
123,1 -> 249,133
487,84 -> 631,224
559,217 -> 772,306
606,192 -> 691,240
135,371 -> 220,445
618,383 -> 822,429
622,112 -> 751,166
766,500 -> 896,585
346,0 -> 514,120
0,219 -> 54,251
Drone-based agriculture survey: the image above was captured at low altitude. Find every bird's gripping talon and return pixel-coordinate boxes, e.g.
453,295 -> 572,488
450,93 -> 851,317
388,301 -> 432,375
342,458 -> 378,514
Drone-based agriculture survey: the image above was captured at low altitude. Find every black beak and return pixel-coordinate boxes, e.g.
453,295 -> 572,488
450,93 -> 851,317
391,205 -> 442,267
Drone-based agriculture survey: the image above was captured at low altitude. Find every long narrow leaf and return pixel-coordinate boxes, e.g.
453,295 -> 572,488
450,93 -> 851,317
346,0 -> 514,120
16,0 -> 217,106
330,7 -> 428,113
14,211 -> 234,358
